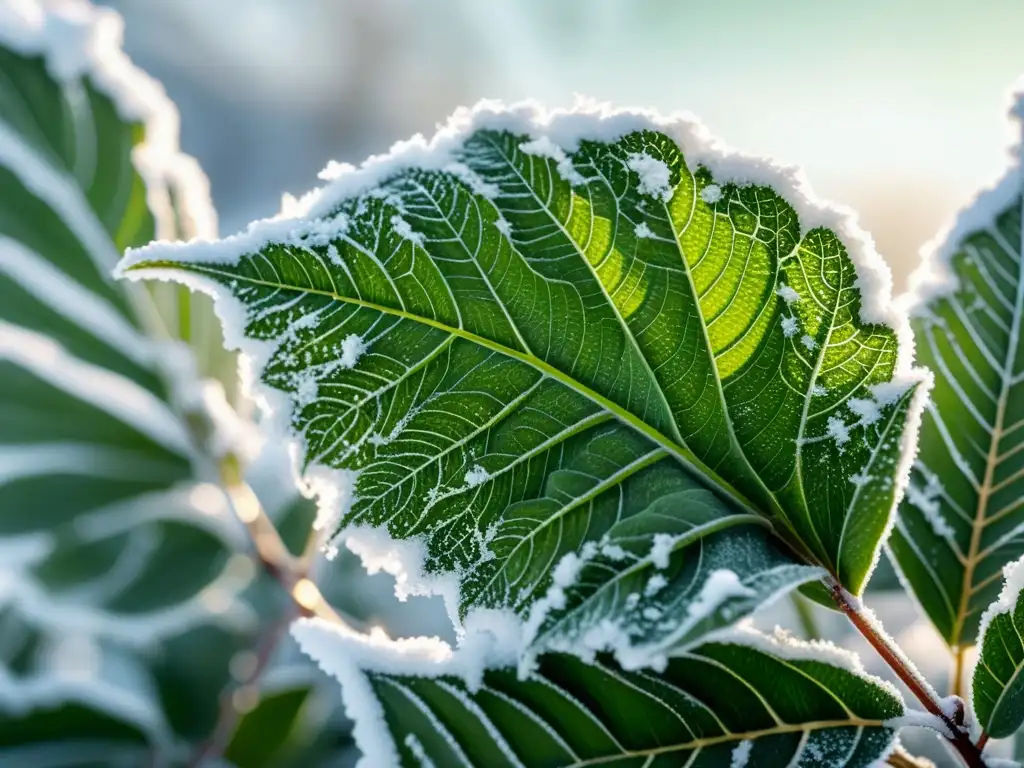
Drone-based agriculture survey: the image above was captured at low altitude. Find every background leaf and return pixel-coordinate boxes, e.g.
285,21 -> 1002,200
0,3 -> 258,761
890,111 -> 1024,647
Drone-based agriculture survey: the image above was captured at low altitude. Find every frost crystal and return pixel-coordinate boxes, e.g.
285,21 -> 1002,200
649,533 -> 676,569
404,733 -> 437,767
700,184 -> 723,204
826,416 -> 851,446
686,570 -> 754,623
339,334 -> 366,369
627,152 -> 673,201
730,739 -> 753,768
391,215 -> 425,246
644,574 -> 668,597
519,136 -> 584,185
464,465 -> 490,488
905,470 -> 954,541
776,284 -> 801,304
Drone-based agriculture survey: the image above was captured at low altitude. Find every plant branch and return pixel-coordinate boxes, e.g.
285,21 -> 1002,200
219,476 -> 342,624
186,606 -> 297,767
827,578 -> 985,768
952,645 -> 966,699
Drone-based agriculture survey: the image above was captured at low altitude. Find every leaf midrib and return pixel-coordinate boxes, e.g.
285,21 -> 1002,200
478,132 -> 688,451
137,262 -> 762,519
566,720 -> 884,766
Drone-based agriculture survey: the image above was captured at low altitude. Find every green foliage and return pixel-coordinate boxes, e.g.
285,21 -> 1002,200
125,110 -> 926,765
127,122 -> 922,601
295,619 -> 903,767
890,165 -> 1024,647
0,25 -> 251,763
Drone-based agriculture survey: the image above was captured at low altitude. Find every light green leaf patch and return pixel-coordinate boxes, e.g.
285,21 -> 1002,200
120,103 -> 926,656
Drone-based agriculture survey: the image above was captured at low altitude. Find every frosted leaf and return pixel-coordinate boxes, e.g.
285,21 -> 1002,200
700,183 -> 723,204
892,83 -> 1024,647
294,618 -> 903,768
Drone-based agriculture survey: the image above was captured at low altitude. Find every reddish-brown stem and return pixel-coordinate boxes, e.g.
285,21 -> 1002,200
827,579 -> 985,768
976,732 -> 990,751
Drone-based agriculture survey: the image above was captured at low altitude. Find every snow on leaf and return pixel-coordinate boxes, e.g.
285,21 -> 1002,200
891,81 -> 1024,647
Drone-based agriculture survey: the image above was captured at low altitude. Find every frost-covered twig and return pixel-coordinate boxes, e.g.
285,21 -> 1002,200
828,579 -> 984,767
219,459 -> 341,625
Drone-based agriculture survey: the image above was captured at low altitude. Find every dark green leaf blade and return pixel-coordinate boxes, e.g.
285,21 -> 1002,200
293,617 -> 904,767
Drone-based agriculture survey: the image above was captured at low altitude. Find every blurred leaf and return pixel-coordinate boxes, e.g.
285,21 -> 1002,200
889,118 -> 1024,647
0,1 -> 255,761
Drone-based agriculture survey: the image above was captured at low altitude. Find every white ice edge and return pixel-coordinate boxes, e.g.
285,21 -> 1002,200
972,554 -> 1024,715
723,623 -> 906,709
0,0 -> 216,243
290,616 -> 506,768
0,319 -> 193,457
903,77 -> 1024,312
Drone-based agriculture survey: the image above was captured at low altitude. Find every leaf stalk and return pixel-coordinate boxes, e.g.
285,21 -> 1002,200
827,578 -> 985,768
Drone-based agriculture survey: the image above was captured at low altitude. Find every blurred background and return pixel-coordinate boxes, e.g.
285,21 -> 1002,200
103,0 -> 1024,292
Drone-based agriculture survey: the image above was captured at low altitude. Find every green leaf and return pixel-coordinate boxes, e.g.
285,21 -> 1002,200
973,555 -> 1024,739
0,2 -> 253,757
293,618 -> 904,767
121,104 -> 925,624
889,105 -> 1024,646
